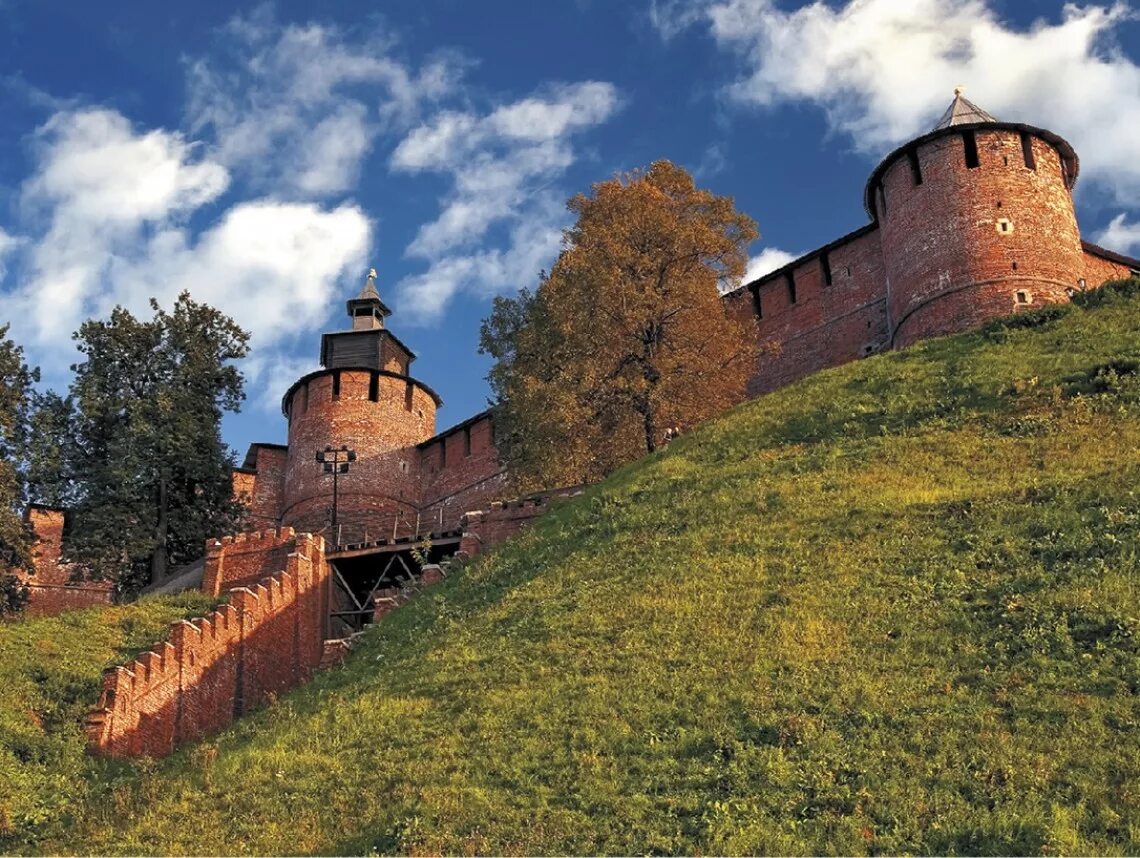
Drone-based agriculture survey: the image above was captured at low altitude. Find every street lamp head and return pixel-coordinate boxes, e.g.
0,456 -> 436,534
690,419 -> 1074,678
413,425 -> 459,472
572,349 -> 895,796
315,451 -> 325,463
347,451 -> 357,462
323,463 -> 334,474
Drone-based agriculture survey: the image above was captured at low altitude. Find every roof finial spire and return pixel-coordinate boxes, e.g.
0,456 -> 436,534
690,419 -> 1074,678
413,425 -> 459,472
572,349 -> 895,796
954,85 -> 964,97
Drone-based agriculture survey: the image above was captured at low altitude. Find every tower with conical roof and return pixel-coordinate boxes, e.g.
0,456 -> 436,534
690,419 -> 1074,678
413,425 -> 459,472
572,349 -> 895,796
866,88 -> 1086,346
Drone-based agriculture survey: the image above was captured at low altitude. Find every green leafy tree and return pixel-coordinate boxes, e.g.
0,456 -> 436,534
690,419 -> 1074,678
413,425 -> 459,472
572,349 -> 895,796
480,161 -> 759,490
65,293 -> 250,595
0,325 -> 33,614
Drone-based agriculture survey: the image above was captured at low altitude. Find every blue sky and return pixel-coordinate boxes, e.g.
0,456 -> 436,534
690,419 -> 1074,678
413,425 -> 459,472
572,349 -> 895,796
1,0 -> 1139,456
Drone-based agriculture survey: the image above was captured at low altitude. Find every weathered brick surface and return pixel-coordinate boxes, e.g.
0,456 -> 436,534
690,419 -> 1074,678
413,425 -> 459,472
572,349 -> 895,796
282,370 -> 437,539
232,445 -> 287,530
19,506 -> 112,616
881,129 -> 1084,346
201,527 -> 298,596
725,124 -> 1139,395
1083,248 -> 1135,289
86,534 -> 328,758
419,413 -> 506,531
458,487 -> 585,557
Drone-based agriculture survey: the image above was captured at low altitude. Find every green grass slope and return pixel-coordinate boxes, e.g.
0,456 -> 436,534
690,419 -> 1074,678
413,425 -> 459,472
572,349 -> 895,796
14,281 -> 1140,855
0,592 -> 215,849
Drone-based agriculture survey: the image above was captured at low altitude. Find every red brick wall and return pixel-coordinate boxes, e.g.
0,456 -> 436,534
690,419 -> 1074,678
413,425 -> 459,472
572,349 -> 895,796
86,534 -> 328,758
233,446 -> 287,530
1083,249 -> 1135,288
458,487 -> 584,557
201,527 -> 299,597
880,129 -> 1085,347
20,506 -> 113,616
283,371 -> 437,539
727,227 -> 889,396
419,414 -> 506,531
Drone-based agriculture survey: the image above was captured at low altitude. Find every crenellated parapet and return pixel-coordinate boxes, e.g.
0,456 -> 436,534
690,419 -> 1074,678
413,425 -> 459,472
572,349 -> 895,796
86,533 -> 328,758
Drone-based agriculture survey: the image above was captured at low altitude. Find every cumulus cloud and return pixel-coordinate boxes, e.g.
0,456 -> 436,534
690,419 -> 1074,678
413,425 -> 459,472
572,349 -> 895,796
743,247 -> 798,285
398,202 -> 565,319
0,229 -> 22,281
656,0 -> 1140,202
391,82 -> 620,319
2,106 -> 369,394
1097,213 -> 1140,255
11,108 -> 230,350
186,7 -> 461,196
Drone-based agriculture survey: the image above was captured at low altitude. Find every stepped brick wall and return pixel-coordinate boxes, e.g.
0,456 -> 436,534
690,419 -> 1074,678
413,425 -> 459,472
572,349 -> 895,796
201,527 -> 299,597
86,534 -> 327,758
458,487 -> 585,558
19,506 -> 112,616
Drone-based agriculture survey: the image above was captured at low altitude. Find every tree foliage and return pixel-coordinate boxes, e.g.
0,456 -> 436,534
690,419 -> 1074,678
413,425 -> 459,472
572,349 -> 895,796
0,326 -> 33,615
59,293 -> 250,595
481,161 -> 759,490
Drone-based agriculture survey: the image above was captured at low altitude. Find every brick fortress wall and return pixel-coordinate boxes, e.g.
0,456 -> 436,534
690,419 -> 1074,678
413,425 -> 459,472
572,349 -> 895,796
85,533 -> 328,758
19,506 -> 112,616
726,123 -> 1139,396
419,411 -> 506,532
282,369 -> 438,540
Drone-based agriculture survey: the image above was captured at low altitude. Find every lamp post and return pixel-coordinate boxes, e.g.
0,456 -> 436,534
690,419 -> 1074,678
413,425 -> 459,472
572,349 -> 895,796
316,445 -> 356,542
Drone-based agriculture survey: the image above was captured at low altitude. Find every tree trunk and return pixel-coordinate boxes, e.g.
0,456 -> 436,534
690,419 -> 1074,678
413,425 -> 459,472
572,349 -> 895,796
150,474 -> 169,583
643,405 -> 657,453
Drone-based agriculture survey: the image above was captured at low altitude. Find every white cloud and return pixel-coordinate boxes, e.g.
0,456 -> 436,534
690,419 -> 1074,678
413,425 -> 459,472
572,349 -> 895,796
1097,213 -> 1140,255
0,229 -> 22,281
743,247 -> 798,284
2,106 -> 369,397
11,108 -> 230,349
391,82 -> 620,319
659,0 -> 1140,203
398,203 -> 564,319
186,8 -> 461,196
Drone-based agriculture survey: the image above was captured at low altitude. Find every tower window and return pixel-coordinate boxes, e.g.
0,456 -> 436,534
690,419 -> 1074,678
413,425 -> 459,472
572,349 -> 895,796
368,372 -> 379,402
996,218 -> 1013,235
1015,290 -> 1032,305
1012,261 -> 1019,271
906,147 -> 923,185
877,183 -> 888,217
464,426 -> 472,457
1020,132 -> 1036,170
300,384 -> 308,415
404,381 -> 413,412
963,131 -> 980,169
821,252 -> 833,286
785,271 -> 797,304
331,371 -> 341,400
750,283 -> 762,319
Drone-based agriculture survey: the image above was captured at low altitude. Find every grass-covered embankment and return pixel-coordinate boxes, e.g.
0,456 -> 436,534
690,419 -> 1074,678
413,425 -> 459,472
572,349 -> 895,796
12,280 -> 1140,855
0,592 -> 214,849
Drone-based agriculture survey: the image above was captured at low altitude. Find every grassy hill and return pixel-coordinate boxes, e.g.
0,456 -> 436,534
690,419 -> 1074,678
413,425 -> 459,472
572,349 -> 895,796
6,281 -> 1140,855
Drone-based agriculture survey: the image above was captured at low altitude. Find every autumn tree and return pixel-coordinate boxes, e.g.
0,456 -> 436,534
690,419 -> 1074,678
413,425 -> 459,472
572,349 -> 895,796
481,161 -> 759,490
0,326 -> 33,615
60,293 -> 250,595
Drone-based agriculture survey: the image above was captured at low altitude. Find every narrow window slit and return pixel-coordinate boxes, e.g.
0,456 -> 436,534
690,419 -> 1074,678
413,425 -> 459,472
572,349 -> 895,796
785,271 -> 797,304
963,131 -> 980,169
1020,132 -> 1036,170
368,372 -> 379,402
906,147 -> 923,185
821,252 -> 833,286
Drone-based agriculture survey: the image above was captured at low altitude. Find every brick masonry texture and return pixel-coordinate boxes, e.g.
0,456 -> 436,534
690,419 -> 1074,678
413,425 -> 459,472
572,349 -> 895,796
201,527 -> 299,596
86,534 -> 328,757
19,506 -> 112,616
723,122 -> 1138,395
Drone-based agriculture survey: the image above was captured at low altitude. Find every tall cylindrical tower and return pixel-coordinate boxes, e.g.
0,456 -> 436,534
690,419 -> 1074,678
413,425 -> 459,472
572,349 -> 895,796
868,91 -> 1085,347
279,270 -> 441,540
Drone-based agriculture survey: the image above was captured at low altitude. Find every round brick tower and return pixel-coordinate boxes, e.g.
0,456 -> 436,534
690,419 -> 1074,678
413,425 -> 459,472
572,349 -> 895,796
867,90 -> 1085,347
280,270 -> 441,540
